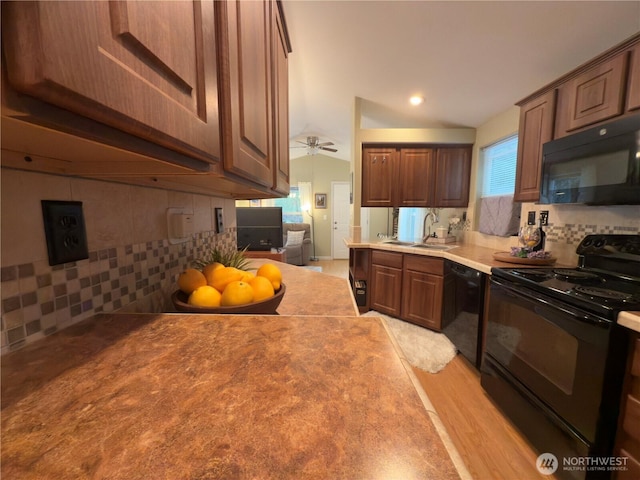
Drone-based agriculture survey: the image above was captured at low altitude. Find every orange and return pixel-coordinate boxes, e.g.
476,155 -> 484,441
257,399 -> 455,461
220,281 -> 254,306
188,285 -> 222,307
256,263 -> 282,291
239,270 -> 255,282
202,262 -> 225,285
210,266 -> 244,293
248,275 -> 275,302
177,268 -> 207,295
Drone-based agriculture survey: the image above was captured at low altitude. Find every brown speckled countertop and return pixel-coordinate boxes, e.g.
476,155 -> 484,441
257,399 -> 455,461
1,313 -> 461,479
243,259 -> 358,316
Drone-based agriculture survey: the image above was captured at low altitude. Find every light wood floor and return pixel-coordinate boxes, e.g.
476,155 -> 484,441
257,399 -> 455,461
414,357 -> 552,480
310,259 -> 349,278
320,259 -> 551,480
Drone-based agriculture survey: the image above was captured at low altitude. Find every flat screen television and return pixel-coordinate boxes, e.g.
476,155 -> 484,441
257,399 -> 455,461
236,207 -> 283,251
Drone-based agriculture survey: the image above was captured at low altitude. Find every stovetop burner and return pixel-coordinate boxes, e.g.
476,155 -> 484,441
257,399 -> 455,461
553,269 -> 601,282
574,286 -> 635,301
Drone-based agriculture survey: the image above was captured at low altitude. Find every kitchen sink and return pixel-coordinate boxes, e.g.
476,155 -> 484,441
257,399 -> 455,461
382,240 -> 414,246
410,243 -> 457,251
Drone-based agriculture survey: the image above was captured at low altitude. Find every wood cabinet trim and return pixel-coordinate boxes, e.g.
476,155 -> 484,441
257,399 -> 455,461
516,32 -> 640,107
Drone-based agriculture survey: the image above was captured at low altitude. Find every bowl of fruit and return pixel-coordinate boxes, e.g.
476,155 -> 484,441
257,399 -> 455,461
171,249 -> 285,314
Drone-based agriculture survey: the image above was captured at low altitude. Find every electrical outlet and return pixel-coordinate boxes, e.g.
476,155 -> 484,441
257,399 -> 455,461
215,208 -> 224,233
540,210 -> 549,226
41,200 -> 89,266
527,211 -> 536,225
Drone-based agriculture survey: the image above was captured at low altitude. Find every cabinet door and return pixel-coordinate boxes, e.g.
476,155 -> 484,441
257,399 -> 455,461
2,1 -> 220,163
401,269 -> 443,330
433,147 -> 472,207
398,148 -> 434,207
370,264 -> 402,317
627,44 -> 640,112
271,3 -> 290,195
219,0 -> 274,188
514,90 -> 556,203
565,53 -> 628,131
362,148 -> 397,207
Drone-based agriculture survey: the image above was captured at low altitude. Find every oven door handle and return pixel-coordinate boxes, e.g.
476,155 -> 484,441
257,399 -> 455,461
491,277 -> 610,328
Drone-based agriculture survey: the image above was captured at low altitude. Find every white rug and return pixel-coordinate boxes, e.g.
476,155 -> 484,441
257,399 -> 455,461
362,311 -> 457,374
302,265 -> 322,272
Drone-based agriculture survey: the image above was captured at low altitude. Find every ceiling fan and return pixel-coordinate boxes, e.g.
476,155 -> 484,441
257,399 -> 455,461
291,136 -> 337,154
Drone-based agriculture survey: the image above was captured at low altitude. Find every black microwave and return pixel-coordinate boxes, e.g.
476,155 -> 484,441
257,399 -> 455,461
540,114 -> 640,205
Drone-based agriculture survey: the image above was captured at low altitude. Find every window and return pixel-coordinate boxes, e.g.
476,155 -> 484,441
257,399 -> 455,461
263,186 -> 304,223
481,135 -> 518,197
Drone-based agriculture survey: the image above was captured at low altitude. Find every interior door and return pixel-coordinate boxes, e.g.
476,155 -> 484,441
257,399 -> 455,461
332,181 -> 351,259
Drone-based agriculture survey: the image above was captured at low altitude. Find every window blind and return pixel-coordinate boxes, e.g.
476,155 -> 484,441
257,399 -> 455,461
481,135 -> 518,197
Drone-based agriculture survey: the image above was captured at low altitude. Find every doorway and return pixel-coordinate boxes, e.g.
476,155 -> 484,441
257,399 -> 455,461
331,181 -> 350,259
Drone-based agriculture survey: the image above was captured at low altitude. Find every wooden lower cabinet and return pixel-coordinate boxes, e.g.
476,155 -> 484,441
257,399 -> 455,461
402,255 -> 447,330
369,250 -> 448,331
370,250 -> 403,317
614,333 -> 640,480
402,269 -> 443,330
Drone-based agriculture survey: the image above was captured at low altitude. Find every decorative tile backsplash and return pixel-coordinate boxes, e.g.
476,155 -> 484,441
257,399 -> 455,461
1,229 -> 236,354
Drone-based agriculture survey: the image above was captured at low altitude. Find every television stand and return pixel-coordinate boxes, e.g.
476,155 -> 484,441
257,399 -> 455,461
243,250 -> 286,262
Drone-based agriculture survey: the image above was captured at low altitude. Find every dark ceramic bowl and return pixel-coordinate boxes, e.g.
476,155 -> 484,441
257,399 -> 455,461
171,284 -> 286,314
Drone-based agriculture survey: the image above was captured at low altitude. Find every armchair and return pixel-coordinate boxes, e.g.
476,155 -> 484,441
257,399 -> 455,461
282,223 -> 312,266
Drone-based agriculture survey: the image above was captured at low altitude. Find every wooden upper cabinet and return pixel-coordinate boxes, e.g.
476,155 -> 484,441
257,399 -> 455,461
564,52 -> 628,132
362,148 -> 398,207
626,43 -> 640,112
1,1 -> 221,163
362,145 -> 471,208
434,147 -> 471,207
514,90 -> 556,203
272,3 -> 290,195
398,148 -> 435,207
218,0 -> 274,188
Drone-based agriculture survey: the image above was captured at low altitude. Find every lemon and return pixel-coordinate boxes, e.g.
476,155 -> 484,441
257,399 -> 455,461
188,285 -> 222,307
202,262 -> 225,285
210,266 -> 244,293
221,281 -> 254,306
178,268 -> 207,295
249,275 -> 275,302
256,263 -> 282,291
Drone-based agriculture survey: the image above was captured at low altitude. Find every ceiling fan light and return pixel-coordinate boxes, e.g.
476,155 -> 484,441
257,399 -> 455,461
409,95 -> 424,106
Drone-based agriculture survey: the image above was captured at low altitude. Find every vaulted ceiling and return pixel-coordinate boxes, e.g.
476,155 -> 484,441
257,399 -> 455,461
282,1 -> 640,161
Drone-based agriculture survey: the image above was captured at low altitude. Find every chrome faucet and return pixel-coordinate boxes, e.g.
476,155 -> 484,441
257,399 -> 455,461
422,209 -> 439,243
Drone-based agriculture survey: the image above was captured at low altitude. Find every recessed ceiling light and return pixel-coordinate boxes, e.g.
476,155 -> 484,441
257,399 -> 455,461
409,95 -> 424,106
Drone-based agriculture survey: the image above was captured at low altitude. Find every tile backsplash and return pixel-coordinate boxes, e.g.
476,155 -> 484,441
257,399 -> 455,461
1,168 -> 238,354
463,202 -> 640,265
1,231 -> 236,353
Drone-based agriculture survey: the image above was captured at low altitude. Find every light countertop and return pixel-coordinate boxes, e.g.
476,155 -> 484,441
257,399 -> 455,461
345,239 -> 572,274
618,311 -> 640,333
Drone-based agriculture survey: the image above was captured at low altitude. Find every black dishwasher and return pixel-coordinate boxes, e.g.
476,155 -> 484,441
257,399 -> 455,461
442,261 -> 486,369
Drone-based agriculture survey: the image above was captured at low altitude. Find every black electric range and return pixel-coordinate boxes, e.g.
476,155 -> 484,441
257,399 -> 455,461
483,234 -> 639,479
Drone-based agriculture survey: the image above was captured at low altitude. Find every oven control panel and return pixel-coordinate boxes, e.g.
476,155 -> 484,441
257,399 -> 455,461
577,234 -> 640,256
